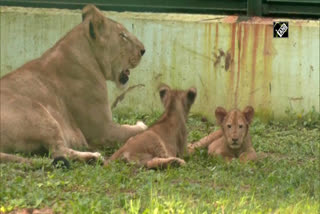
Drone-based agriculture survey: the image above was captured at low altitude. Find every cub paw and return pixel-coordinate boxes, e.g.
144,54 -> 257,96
187,144 -> 195,154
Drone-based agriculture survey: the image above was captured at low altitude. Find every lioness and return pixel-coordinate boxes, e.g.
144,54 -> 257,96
0,5 -> 147,164
104,85 -> 197,169
188,106 -> 257,162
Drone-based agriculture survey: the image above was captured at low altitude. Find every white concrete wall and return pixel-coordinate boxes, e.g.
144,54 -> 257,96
1,7 -> 319,120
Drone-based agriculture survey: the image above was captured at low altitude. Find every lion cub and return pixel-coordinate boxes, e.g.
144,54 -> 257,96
188,106 -> 257,162
104,85 -> 197,169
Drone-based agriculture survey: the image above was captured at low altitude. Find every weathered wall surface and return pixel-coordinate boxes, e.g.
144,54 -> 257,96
1,7 -> 319,120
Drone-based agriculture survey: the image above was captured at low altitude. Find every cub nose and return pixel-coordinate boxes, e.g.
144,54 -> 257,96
232,138 -> 238,143
140,49 -> 145,56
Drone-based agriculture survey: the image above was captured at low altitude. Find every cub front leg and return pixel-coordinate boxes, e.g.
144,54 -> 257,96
52,146 -> 104,163
146,157 -> 186,169
208,138 -> 234,162
188,130 -> 223,154
239,149 -> 257,162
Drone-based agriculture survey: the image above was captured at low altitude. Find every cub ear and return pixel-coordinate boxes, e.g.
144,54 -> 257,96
158,84 -> 170,104
243,106 -> 254,124
187,87 -> 197,105
215,107 -> 227,125
82,4 -> 105,40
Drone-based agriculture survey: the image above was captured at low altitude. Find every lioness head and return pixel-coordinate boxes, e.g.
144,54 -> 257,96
215,106 -> 254,149
158,84 -> 197,118
82,5 -> 145,87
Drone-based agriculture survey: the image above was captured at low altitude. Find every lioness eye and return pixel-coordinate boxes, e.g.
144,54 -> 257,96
120,32 -> 128,41
239,125 -> 243,128
227,124 -> 232,128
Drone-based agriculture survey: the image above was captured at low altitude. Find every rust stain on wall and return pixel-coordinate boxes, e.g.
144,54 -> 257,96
239,23 -> 249,108
249,24 -> 260,106
263,25 -> 273,107
234,24 -> 243,107
227,23 -> 237,108
207,18 -> 275,118
214,24 -> 219,52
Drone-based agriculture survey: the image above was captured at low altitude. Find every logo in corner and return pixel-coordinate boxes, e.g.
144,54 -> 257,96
273,22 -> 289,38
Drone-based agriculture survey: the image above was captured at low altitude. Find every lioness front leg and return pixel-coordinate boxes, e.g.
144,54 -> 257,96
188,130 -> 223,154
105,121 -> 147,144
146,157 -> 186,169
53,146 -> 103,163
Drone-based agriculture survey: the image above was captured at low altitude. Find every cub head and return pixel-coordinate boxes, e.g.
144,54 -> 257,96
158,84 -> 197,119
215,106 -> 254,149
82,4 -> 145,87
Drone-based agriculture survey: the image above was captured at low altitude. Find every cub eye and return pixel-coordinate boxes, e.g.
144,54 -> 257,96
239,125 -> 243,128
227,124 -> 232,128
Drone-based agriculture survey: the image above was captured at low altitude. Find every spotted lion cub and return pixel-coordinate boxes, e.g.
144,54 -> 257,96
188,106 -> 257,162
104,85 -> 197,169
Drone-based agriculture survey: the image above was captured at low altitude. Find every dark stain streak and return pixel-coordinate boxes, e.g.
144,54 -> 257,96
111,84 -> 145,109
269,83 -> 272,93
219,49 -> 225,57
213,53 -> 221,67
179,44 -> 213,62
288,97 -> 304,101
213,49 -> 231,71
198,73 -> 205,88
200,17 -> 223,22
236,16 -> 252,23
154,73 -> 163,81
225,51 -> 232,71
213,49 -> 225,67
310,65 -> 314,72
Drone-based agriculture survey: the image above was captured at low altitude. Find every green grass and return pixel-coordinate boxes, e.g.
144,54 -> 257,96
1,111 -> 319,214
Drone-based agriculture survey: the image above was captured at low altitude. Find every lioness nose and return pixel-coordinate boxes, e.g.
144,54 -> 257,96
232,138 -> 238,142
140,49 -> 145,56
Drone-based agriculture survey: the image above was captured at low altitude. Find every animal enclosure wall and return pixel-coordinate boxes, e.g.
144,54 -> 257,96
0,7 -> 319,121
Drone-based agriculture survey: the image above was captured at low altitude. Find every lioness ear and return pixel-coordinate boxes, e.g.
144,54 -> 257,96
243,106 -> 254,124
89,22 -> 96,39
215,107 -> 227,125
82,4 -> 105,40
82,4 -> 99,21
187,87 -> 197,105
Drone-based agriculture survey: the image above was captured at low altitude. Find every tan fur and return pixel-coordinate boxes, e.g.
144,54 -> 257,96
188,106 -> 257,162
104,85 -> 197,169
0,4 -> 147,164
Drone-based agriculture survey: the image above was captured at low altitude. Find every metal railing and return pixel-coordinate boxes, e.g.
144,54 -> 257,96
0,0 -> 319,18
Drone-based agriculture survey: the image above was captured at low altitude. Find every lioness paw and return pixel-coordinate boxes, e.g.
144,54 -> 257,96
86,152 -> 104,164
174,158 -> 186,166
168,157 -> 186,167
93,152 -> 104,161
136,121 -> 148,130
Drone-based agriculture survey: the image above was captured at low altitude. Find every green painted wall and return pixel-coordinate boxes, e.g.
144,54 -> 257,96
1,7 -> 319,120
